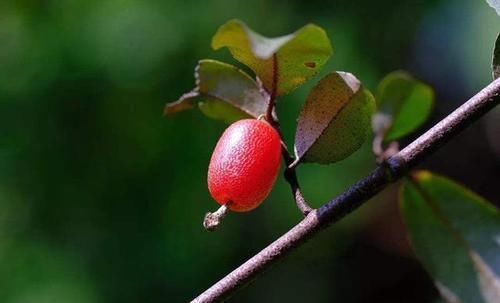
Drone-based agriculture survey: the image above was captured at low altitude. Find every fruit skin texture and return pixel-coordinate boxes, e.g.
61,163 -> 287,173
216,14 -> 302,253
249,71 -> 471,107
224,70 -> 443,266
208,119 -> 282,212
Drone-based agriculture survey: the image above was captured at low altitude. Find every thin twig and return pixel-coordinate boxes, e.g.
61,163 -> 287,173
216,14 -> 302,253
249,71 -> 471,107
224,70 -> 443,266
191,78 -> 500,303
262,54 -> 313,215
371,112 -> 399,163
282,145 -> 313,215
265,54 -> 279,123
275,121 -> 313,216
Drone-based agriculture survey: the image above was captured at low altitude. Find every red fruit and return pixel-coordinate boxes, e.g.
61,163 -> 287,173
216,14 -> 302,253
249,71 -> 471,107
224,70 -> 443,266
208,119 -> 282,212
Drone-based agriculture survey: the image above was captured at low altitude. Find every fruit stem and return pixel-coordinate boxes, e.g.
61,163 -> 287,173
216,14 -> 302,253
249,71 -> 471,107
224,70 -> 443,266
203,203 -> 229,231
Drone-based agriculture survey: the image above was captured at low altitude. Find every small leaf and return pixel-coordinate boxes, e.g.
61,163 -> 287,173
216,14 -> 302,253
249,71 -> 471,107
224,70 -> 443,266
487,0 -> 500,15
400,171 -> 500,303
164,59 -> 268,123
493,33 -> 500,80
294,72 -> 375,164
212,19 -> 333,96
374,71 -> 434,141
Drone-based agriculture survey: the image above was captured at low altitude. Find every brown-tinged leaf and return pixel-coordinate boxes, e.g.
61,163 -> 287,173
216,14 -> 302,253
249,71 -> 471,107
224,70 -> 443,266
164,59 -> 268,123
212,19 -> 332,96
294,72 -> 375,164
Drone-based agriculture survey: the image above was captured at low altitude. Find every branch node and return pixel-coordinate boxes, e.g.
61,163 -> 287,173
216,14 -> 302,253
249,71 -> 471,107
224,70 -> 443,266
287,157 -> 300,170
375,141 -> 400,164
381,155 -> 406,182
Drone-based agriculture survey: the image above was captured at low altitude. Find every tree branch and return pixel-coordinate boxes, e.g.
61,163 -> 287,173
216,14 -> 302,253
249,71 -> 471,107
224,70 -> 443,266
192,78 -> 500,303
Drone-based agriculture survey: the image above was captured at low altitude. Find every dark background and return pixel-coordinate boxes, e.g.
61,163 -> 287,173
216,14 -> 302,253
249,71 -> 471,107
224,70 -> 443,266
0,0 -> 499,302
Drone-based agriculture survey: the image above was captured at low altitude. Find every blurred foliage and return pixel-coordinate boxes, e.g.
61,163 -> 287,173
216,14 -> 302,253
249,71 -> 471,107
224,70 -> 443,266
401,171 -> 500,303
374,71 -> 434,141
493,33 -> 500,79
487,0 -> 500,16
0,0 -> 498,302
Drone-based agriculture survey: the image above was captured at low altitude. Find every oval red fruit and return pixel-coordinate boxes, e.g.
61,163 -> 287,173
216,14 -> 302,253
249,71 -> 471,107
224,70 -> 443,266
208,119 -> 282,212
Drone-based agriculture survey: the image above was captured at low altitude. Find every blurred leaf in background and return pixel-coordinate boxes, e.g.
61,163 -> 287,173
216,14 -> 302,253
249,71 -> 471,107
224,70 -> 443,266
492,33 -> 500,79
373,71 -> 434,141
401,171 -> 500,303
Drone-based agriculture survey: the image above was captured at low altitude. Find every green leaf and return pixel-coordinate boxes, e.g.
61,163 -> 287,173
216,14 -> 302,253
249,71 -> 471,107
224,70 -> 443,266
212,19 -> 333,96
374,71 -> 434,141
487,0 -> 500,15
294,72 -> 375,164
400,171 -> 500,303
493,33 -> 500,80
164,59 -> 268,123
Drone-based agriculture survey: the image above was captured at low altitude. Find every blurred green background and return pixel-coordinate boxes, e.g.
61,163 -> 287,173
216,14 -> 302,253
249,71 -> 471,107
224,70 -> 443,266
1,0 -> 499,302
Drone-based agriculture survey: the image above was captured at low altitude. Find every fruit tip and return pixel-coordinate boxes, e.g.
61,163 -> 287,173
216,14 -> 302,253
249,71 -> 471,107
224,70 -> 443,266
203,204 -> 229,231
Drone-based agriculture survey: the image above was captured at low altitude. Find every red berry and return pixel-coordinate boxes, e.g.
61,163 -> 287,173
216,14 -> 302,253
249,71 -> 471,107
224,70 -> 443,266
208,119 -> 282,212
